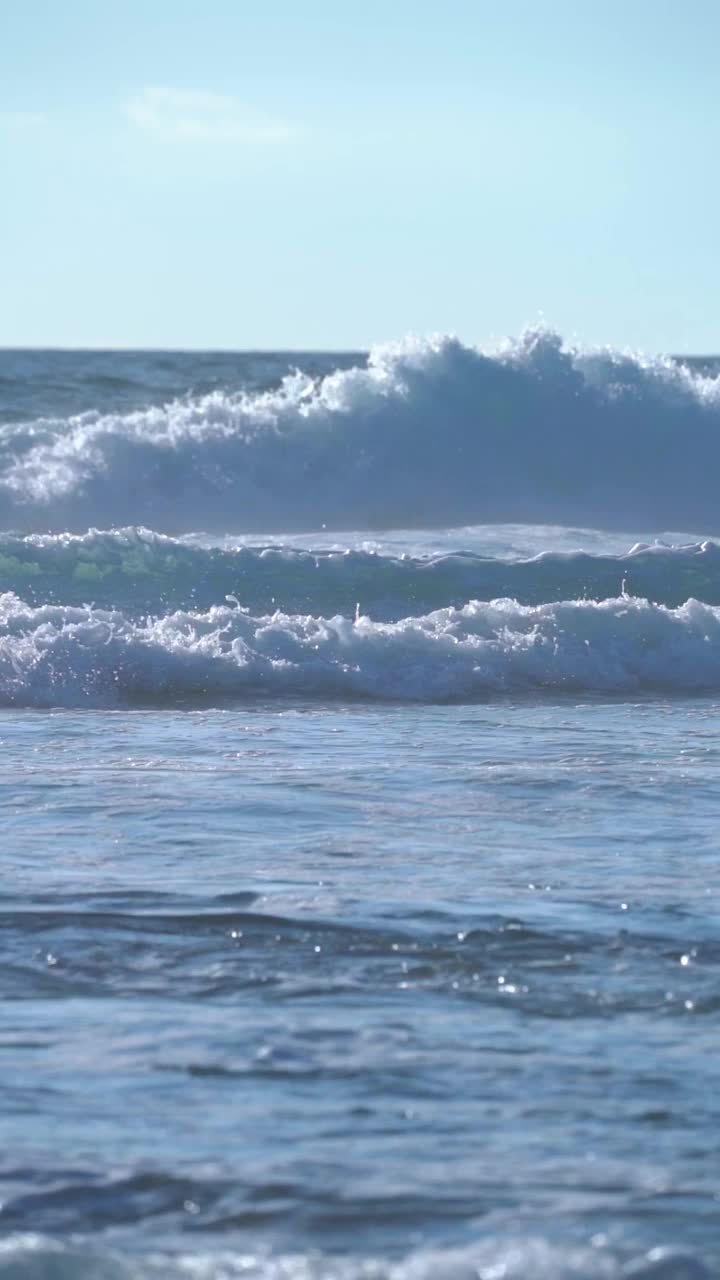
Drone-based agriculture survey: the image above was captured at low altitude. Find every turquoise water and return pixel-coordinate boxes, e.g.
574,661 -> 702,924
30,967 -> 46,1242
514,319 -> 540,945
1,345 -> 719,1279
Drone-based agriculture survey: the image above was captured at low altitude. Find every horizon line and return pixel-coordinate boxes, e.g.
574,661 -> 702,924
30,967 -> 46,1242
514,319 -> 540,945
0,344 -> 718,360
0,344 -> 369,356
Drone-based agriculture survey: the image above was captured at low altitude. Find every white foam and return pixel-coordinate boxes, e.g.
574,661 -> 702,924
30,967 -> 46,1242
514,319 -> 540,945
3,591 -> 720,706
0,1236 -> 711,1280
1,331 -> 720,534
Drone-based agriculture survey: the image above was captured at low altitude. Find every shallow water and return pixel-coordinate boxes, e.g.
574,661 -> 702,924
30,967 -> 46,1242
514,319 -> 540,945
3,697 -> 719,1275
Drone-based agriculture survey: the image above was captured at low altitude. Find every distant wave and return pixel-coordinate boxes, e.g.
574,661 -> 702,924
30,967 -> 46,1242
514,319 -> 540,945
1,330 -> 720,534
3,527 -> 720,616
5,591 -> 720,707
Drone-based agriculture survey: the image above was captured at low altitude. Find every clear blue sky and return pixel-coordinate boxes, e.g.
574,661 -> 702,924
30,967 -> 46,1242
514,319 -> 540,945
2,0 -> 719,351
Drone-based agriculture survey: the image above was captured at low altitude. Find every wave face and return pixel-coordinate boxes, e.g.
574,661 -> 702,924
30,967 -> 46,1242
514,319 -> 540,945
5,591 -> 720,708
2,528 -> 720,617
2,332 -> 720,534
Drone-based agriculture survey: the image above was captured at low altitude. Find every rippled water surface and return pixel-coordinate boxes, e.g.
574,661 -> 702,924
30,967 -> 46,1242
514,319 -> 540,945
3,698 -> 719,1275
2,348 -> 719,1279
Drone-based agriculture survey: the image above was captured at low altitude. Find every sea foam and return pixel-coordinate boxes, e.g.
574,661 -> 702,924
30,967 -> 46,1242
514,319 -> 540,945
0,1236 -> 710,1280
4,591 -> 720,707
1,331 -> 719,534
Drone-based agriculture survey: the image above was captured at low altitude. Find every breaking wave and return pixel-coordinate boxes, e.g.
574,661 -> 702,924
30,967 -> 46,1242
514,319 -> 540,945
4,591 -> 720,707
2,331 -> 720,534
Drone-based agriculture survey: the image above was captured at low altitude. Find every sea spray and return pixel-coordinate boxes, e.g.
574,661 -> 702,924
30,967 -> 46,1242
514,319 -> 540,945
1,331 -> 720,534
4,591 -> 720,707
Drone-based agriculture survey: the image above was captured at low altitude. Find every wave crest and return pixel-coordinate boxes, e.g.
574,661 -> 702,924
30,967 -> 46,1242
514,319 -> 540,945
3,592 -> 720,707
1,331 -> 720,533
1,528 -> 720,616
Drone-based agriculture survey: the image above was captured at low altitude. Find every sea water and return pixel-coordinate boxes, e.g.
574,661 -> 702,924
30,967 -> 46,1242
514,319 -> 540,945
0,340 -> 718,1279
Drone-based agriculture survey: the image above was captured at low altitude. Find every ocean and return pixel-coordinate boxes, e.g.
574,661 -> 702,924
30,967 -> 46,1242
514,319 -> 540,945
1,336 -> 719,1280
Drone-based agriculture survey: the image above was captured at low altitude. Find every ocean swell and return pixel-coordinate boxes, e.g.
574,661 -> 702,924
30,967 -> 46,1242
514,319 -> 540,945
2,528 -> 720,617
1,331 -> 720,534
4,592 -> 720,707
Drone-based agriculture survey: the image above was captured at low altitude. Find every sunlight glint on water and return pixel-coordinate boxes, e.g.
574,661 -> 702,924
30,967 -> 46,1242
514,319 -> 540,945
0,344 -> 718,1280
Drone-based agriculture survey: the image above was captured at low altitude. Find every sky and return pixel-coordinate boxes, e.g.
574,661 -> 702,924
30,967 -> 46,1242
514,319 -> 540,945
2,0 -> 720,352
